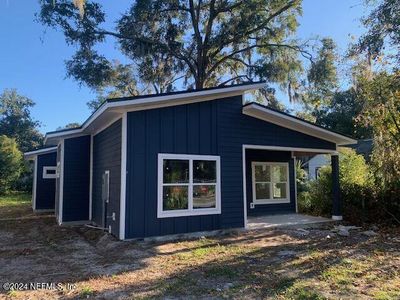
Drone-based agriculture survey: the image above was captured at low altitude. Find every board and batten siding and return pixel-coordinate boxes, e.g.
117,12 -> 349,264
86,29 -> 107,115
35,152 -> 57,210
92,119 -> 122,237
62,135 -> 91,222
125,95 -> 336,239
126,102 -> 219,239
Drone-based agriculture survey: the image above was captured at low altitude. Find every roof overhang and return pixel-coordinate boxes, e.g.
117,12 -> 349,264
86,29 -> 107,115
243,103 -> 357,146
44,82 -> 266,145
24,146 -> 57,160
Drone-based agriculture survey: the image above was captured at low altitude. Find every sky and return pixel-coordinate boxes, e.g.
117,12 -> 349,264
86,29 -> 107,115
0,0 -> 369,134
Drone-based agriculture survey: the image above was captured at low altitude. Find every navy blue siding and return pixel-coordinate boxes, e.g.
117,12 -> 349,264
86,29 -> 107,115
62,135 -> 90,222
35,152 -> 57,210
92,119 -> 122,236
126,102 -> 220,239
125,96 -> 336,238
245,150 -> 295,216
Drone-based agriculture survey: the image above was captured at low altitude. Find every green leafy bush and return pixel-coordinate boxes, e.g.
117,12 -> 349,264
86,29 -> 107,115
0,135 -> 23,195
298,148 -> 371,219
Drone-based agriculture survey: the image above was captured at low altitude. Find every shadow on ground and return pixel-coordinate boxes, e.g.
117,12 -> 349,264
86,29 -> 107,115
0,211 -> 399,299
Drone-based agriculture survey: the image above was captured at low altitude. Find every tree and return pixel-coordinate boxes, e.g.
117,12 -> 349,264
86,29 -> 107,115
302,38 -> 338,108
313,89 -> 372,139
0,89 -> 43,152
56,122 -> 81,130
0,135 -> 23,195
356,71 -> 400,186
350,0 -> 400,65
38,0 -> 310,103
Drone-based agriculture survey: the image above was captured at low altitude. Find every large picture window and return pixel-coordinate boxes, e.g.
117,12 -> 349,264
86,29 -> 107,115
251,162 -> 290,204
158,154 -> 221,218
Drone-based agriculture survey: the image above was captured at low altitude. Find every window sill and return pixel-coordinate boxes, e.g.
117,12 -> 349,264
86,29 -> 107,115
157,208 -> 221,218
252,199 -> 290,205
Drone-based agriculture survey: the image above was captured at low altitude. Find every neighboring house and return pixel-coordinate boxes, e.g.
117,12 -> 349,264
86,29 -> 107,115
24,82 -> 355,240
304,139 -> 373,180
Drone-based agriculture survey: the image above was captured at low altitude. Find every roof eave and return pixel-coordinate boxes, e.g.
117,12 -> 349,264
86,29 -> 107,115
44,82 -> 266,145
24,146 -> 58,160
243,103 -> 357,146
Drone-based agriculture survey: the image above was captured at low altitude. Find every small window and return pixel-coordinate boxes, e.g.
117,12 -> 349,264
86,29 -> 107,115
158,154 -> 221,218
252,162 -> 290,204
43,166 -> 57,179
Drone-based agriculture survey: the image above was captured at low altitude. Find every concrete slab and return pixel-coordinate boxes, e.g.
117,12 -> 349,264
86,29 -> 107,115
247,213 -> 333,230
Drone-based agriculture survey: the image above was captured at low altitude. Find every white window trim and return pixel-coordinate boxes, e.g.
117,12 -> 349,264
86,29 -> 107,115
251,161 -> 290,205
42,166 -> 57,179
157,153 -> 221,218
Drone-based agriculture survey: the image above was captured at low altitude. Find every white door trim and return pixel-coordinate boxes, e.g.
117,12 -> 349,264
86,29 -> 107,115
32,157 -> 37,210
58,140 -> 65,225
119,112 -> 127,240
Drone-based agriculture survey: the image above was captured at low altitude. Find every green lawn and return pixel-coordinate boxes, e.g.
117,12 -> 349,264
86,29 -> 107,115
0,193 -> 32,219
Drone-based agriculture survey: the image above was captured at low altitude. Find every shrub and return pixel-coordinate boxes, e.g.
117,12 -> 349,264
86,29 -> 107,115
0,135 -> 23,195
298,148 -> 371,220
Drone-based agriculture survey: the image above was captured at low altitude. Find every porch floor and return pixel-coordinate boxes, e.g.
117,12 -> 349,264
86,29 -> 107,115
247,213 -> 333,230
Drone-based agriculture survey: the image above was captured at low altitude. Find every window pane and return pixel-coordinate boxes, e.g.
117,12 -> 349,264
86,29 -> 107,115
273,183 -> 287,199
255,183 -> 270,200
193,160 -> 216,183
193,185 -> 216,209
272,165 -> 287,182
163,186 -> 188,210
255,165 -> 270,182
163,159 -> 189,183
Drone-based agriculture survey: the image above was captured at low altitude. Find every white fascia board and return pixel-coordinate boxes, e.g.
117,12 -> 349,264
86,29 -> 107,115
243,104 -> 357,146
24,147 -> 58,159
45,83 -> 265,145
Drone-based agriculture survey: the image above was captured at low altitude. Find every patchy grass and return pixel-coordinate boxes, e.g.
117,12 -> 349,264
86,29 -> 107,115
79,286 -> 94,298
0,193 -> 31,206
0,201 -> 399,299
0,193 -> 32,219
205,264 -> 238,279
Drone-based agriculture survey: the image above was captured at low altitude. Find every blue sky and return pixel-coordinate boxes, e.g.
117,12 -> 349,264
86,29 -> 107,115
0,0 -> 368,133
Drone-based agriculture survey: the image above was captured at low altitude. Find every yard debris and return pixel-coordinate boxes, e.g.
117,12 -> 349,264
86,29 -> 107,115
332,225 -> 361,237
362,230 -> 378,237
223,283 -> 234,290
296,228 -> 310,236
277,250 -> 297,257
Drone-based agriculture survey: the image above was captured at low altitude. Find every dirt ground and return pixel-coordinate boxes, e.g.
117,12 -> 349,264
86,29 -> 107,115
0,201 -> 399,299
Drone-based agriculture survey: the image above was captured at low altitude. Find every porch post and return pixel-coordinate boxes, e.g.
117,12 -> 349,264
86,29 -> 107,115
331,154 -> 342,220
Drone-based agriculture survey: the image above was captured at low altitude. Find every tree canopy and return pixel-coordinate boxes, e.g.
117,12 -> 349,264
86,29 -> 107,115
0,89 -> 43,152
356,71 -> 400,186
0,135 -> 23,195
38,0 -> 312,102
351,0 -> 400,65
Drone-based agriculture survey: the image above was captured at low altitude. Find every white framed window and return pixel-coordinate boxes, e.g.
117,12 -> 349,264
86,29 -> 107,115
157,153 -> 221,218
42,166 -> 57,179
251,162 -> 290,205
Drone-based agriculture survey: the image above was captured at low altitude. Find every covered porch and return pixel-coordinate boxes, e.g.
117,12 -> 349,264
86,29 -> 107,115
242,145 -> 343,229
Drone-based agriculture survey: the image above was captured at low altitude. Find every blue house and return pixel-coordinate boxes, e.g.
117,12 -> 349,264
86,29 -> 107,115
25,82 -> 355,240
